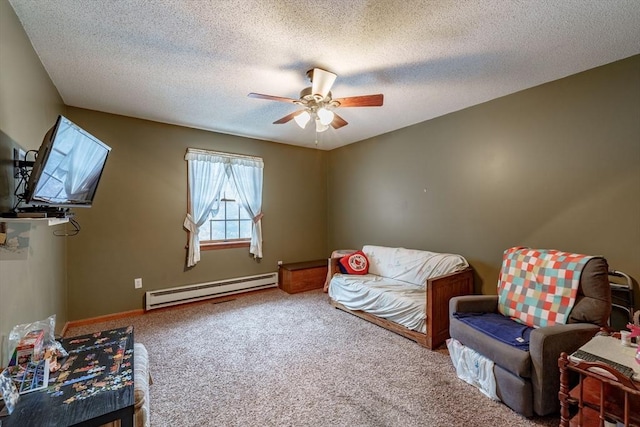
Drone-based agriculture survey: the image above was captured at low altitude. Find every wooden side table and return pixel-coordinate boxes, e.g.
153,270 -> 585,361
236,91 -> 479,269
558,338 -> 640,427
279,259 -> 328,294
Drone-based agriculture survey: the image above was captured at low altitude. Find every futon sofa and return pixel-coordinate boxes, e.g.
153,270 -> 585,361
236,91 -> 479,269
328,245 -> 474,349
449,247 -> 611,417
104,342 -> 151,427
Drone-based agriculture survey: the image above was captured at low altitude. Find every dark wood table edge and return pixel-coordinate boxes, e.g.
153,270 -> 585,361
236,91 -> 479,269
70,405 -> 134,427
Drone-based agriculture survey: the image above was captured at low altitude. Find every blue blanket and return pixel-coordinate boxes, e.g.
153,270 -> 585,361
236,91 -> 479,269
453,312 -> 533,351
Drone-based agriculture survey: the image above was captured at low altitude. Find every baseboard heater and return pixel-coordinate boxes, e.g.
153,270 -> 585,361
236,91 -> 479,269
145,272 -> 278,310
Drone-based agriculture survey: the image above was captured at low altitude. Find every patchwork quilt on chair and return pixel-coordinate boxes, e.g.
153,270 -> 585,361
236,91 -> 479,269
497,247 -> 594,328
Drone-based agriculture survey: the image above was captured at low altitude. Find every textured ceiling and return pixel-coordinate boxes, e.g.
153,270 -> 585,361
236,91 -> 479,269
8,0 -> 640,150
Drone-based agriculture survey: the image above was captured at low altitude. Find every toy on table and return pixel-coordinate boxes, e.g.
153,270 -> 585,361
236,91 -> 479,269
627,309 -> 640,365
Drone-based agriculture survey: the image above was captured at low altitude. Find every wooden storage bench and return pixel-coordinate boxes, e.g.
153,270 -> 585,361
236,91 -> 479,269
279,259 -> 328,294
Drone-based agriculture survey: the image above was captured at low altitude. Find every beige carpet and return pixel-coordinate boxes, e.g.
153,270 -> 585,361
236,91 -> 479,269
65,289 -> 560,427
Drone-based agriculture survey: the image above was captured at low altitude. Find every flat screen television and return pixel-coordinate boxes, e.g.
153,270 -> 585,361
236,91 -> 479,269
24,115 -> 111,210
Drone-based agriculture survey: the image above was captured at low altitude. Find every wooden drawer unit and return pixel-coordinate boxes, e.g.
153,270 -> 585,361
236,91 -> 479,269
279,259 -> 328,294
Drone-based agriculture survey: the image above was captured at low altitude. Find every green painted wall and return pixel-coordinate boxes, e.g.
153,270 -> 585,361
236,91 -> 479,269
64,108 -> 328,319
328,55 -> 640,307
0,0 -> 67,366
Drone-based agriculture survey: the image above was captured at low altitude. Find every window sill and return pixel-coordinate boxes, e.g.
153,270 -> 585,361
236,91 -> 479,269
200,240 -> 250,251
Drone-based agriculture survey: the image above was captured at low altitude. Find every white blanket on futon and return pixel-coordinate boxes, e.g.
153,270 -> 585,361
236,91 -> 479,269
329,245 -> 469,333
363,245 -> 468,287
329,274 -> 427,333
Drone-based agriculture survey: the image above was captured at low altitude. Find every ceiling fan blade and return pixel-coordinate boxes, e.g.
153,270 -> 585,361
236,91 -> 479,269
330,113 -> 348,129
248,92 -> 298,103
273,110 -> 304,124
334,94 -> 384,107
311,68 -> 337,98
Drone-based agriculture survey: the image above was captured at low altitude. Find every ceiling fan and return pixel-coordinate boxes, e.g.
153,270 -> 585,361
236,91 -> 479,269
248,68 -> 383,133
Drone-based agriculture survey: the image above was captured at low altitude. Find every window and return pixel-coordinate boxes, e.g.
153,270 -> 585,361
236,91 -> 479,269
198,178 -> 252,249
184,149 -> 264,267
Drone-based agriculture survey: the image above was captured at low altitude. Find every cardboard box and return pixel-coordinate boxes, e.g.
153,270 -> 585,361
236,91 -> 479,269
10,329 -> 44,366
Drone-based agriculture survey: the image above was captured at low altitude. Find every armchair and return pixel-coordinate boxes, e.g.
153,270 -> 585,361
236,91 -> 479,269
449,248 -> 611,417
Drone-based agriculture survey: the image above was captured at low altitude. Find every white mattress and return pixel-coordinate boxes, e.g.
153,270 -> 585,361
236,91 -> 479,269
328,273 -> 426,333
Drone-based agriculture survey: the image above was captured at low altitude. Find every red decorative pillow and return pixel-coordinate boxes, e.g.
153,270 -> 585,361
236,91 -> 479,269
339,251 -> 369,275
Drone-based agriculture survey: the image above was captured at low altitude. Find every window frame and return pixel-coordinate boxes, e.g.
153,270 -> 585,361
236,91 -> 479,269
200,176 -> 253,251
200,239 -> 250,251
185,148 -> 264,265
196,172 -> 252,251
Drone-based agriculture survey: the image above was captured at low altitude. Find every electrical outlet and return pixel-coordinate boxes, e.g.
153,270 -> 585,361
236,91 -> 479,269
134,278 -> 142,289
277,260 -> 283,266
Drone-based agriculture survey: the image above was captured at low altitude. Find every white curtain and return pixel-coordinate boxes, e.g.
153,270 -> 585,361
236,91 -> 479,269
183,151 -> 227,267
228,157 -> 264,258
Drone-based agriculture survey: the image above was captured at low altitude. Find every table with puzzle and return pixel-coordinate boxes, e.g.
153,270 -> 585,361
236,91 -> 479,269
2,326 -> 135,427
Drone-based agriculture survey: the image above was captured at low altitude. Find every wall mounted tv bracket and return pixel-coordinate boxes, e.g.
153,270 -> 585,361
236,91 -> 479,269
0,152 -> 34,217
11,148 -> 35,210
3,150 -> 71,218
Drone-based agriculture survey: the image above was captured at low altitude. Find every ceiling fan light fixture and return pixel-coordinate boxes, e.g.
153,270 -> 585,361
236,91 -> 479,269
311,68 -> 337,98
294,110 -> 311,128
317,107 -> 334,126
249,68 -> 384,137
315,119 -> 329,133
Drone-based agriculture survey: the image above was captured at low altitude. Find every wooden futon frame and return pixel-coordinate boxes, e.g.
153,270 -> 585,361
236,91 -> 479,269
328,258 -> 474,349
